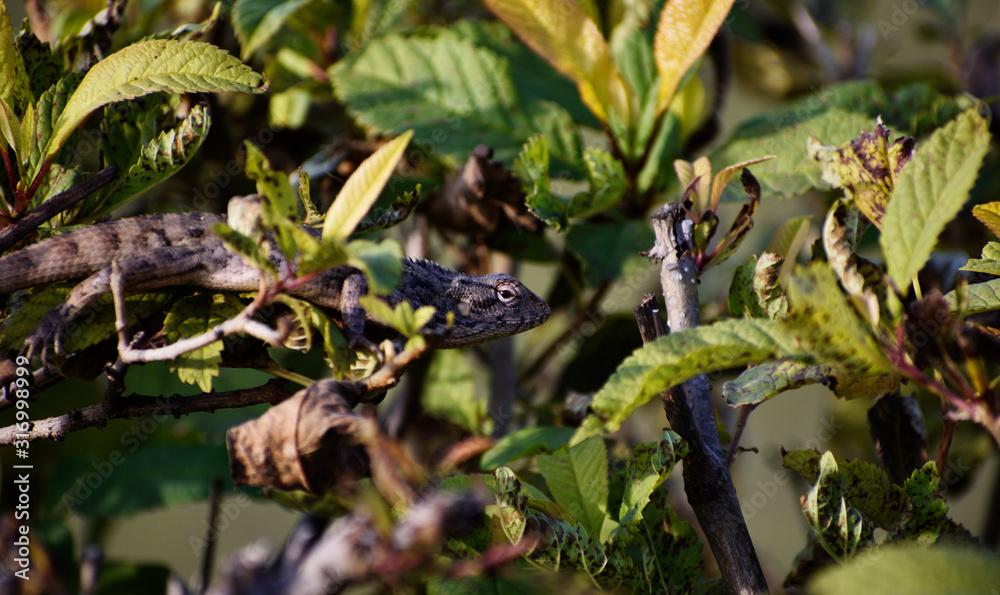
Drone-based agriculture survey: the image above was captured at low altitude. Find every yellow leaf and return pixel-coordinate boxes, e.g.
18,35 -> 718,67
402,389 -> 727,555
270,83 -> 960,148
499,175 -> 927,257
691,155 -> 712,212
654,0 -> 735,115
973,202 -> 1000,239
323,130 -> 413,242
483,0 -> 630,125
710,155 -> 775,211
673,159 -> 695,189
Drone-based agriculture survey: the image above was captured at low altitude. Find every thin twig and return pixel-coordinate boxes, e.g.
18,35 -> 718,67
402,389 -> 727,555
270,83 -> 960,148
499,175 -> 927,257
111,265 -> 286,364
0,166 -> 119,252
195,477 -> 223,595
521,281 -> 610,382
0,380 -> 293,444
726,403 -> 756,467
937,404 -> 956,475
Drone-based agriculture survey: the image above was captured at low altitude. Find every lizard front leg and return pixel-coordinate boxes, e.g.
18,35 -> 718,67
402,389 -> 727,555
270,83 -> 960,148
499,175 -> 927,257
340,272 -> 383,360
23,246 -> 209,366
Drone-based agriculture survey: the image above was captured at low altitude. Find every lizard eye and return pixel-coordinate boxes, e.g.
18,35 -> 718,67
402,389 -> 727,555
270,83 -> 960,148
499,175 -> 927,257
496,282 -> 522,306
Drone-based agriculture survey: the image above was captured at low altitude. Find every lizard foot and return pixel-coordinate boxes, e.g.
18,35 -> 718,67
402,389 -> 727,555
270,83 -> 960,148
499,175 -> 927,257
349,337 -> 386,365
21,311 -> 72,370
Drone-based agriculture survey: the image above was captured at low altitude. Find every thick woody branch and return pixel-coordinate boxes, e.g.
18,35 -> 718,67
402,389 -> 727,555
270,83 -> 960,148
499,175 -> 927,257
643,202 -> 768,594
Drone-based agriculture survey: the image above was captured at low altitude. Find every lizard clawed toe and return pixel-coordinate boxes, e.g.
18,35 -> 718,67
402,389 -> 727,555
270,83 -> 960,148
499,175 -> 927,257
349,337 -> 386,365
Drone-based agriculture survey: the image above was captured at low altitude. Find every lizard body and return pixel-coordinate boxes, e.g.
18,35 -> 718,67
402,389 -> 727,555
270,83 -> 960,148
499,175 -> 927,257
0,212 -> 551,358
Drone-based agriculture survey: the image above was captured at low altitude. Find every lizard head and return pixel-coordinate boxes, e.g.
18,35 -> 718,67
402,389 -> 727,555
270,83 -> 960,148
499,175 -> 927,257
434,272 -> 551,348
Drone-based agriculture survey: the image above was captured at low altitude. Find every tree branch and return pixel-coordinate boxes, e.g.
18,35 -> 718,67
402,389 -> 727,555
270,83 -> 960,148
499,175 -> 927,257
0,380 -> 293,444
0,166 -> 119,252
643,202 -> 768,594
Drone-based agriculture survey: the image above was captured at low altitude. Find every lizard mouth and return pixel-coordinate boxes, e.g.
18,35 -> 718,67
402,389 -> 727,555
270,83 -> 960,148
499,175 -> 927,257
431,298 -> 551,349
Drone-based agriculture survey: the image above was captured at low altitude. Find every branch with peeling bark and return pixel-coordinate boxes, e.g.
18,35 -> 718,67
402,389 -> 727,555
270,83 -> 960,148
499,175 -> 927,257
640,202 -> 768,594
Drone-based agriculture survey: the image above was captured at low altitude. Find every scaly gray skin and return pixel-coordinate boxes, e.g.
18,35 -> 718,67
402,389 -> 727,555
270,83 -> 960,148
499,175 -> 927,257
0,212 -> 551,360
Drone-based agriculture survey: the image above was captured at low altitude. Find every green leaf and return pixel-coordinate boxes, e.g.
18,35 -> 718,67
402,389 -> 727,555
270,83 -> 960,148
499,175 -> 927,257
232,0 -> 311,59
0,2 -> 32,113
452,20 -> 599,129
243,142 -> 298,260
574,318 -> 803,443
620,430 -> 687,524
305,303 -> 354,374
727,253 -> 787,320
26,72 -> 85,185
46,444 -> 231,516
945,278 -> 1000,315
92,103 -> 211,218
269,86 -> 311,129
783,450 -> 908,530
323,130 -> 413,242
881,109 -> 991,294
480,426 -> 576,470
766,215 -> 812,262
894,462 -> 976,545
493,467 -> 528,544
43,39 -> 268,163
724,361 -> 899,406
16,26 -> 62,101
422,350 -> 488,435
483,0 -> 630,125
566,220 -> 655,286
801,452 -> 874,562
809,544 -> 1000,595
212,222 -> 277,276
638,490 -> 704,593
536,436 -> 610,542
98,93 -> 173,176
710,81 -> 889,200
785,264 -> 890,375
347,238 -> 403,296
568,148 -> 627,219
0,99 -> 20,159
960,243 -> 1000,276
359,296 -> 436,339
808,119 -> 914,228
354,188 -> 419,233
0,286 -> 174,353
516,134 -> 563,230
244,141 -> 297,220
330,31 -> 581,168
164,293 -> 246,392
653,0 -> 735,115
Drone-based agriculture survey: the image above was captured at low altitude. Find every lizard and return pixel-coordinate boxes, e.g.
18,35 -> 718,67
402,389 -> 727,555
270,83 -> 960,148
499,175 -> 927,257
0,209 -> 551,365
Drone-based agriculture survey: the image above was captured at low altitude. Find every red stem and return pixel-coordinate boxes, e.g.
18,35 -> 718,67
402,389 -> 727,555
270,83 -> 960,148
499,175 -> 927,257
937,405 -> 956,474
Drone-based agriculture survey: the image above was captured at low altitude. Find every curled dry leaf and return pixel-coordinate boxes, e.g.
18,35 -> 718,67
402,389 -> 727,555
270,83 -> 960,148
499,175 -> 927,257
418,145 -> 539,236
226,379 -> 369,493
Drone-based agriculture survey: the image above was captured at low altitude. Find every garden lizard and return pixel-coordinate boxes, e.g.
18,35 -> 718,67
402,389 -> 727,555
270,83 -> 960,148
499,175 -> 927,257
0,211 -> 551,361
